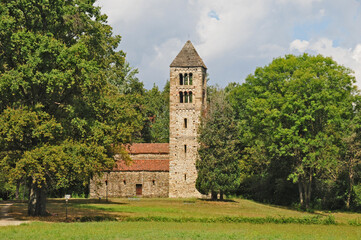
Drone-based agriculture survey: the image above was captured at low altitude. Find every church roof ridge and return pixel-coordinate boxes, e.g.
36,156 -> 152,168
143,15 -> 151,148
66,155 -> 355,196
170,40 -> 207,69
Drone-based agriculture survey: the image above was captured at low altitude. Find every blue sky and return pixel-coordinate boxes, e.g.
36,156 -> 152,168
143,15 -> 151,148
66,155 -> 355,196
97,0 -> 361,89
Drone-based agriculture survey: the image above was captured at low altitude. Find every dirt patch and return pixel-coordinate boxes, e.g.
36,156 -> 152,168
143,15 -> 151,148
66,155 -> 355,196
0,203 -> 30,226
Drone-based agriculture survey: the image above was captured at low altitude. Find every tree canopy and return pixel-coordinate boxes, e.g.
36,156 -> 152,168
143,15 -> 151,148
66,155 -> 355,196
0,0 -> 143,215
196,88 -> 240,200
229,54 -> 359,208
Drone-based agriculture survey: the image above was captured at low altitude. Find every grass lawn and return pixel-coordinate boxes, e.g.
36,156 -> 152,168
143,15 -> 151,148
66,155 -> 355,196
2,198 -> 361,239
1,221 -> 361,240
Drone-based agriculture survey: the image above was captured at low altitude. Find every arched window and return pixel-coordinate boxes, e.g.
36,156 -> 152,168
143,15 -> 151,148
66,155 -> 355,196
184,73 -> 188,85
184,92 -> 189,103
179,73 -> 183,85
189,91 -> 193,103
189,73 -> 193,85
179,92 -> 183,103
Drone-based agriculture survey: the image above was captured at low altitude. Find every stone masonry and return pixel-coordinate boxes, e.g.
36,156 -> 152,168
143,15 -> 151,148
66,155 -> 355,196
89,143 -> 169,198
169,41 -> 207,198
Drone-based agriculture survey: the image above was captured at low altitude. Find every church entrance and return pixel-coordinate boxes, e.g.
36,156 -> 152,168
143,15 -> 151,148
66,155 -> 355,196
136,184 -> 142,196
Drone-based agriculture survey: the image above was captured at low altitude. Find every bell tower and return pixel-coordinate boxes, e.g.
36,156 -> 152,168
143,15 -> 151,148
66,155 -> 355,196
169,40 -> 207,198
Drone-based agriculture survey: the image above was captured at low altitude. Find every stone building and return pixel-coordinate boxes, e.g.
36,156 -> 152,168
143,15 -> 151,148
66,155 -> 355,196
89,41 -> 206,198
90,143 -> 170,198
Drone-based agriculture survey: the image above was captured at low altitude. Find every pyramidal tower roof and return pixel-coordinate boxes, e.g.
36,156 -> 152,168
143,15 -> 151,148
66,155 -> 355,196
170,40 -> 207,69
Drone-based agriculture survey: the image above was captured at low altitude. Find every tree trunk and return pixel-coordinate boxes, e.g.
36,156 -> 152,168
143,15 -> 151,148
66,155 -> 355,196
28,182 -> 47,216
306,174 -> 313,209
298,181 -> 304,208
15,181 -> 20,200
346,170 -> 353,210
211,191 -> 218,201
300,174 -> 312,209
220,190 -> 224,201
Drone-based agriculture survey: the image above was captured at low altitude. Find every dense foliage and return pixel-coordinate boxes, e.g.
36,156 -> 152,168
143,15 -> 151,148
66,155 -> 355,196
0,0 -> 144,215
196,88 -> 240,200
229,54 -> 361,209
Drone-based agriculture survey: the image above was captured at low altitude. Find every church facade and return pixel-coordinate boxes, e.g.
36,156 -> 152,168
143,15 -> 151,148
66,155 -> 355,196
89,41 -> 207,198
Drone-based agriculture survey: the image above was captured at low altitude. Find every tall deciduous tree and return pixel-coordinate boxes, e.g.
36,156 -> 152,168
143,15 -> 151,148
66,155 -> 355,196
196,88 -> 240,200
0,0 -> 143,215
229,54 -> 357,208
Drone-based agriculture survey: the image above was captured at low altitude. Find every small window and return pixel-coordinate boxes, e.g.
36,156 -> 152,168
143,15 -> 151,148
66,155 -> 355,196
184,118 -> 187,128
185,92 -> 188,103
189,92 -> 193,103
189,73 -> 193,85
123,180 -> 126,185
184,145 -> 187,153
184,174 -> 187,181
179,73 -> 183,85
184,73 -> 188,85
179,92 -> 183,103
152,180 -> 155,185
202,90 -> 205,104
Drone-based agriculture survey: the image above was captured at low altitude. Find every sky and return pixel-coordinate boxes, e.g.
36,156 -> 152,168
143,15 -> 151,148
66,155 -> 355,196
96,0 -> 361,89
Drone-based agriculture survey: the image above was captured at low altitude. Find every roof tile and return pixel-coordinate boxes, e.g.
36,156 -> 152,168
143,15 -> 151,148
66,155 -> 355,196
114,160 -> 169,172
170,40 -> 207,69
125,143 -> 169,154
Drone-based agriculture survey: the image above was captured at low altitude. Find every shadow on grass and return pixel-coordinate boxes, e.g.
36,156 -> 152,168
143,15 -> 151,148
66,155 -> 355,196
198,198 -> 237,203
230,197 -> 328,217
48,198 -> 128,205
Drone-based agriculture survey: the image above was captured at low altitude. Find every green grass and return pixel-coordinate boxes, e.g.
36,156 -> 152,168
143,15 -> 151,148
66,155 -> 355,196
1,221 -> 361,240
75,204 -> 181,214
71,198 -> 361,224
4,197 -> 361,239
73,198 -> 316,219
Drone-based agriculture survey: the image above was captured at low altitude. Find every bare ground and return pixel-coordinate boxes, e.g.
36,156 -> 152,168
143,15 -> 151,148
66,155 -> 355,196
0,203 -> 29,226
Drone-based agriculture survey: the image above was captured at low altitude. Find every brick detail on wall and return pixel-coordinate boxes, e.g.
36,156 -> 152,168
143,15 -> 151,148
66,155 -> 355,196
89,171 -> 169,198
169,66 -> 207,198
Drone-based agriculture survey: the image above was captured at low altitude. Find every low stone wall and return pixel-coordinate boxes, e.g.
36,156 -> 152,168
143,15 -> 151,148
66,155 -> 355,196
90,171 -> 169,198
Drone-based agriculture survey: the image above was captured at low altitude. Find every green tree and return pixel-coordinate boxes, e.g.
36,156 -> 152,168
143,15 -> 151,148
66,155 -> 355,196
229,54 -> 357,208
138,82 -> 169,143
0,0 -> 143,215
196,88 -> 240,200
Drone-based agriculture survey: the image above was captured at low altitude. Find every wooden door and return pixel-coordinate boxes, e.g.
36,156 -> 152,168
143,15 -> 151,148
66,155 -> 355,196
136,184 -> 142,196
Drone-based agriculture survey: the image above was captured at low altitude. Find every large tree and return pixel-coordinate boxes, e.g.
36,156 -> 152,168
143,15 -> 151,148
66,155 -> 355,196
196,88 -> 240,200
0,0 -> 143,215
229,54 -> 357,208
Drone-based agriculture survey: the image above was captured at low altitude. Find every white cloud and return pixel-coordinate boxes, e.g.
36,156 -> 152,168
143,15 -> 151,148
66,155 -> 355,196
290,40 -> 310,52
96,0 -> 361,88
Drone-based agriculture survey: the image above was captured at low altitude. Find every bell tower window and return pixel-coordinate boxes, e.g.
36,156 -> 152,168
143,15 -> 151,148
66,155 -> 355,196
179,92 -> 184,103
179,73 -> 183,85
184,92 -> 189,103
184,118 -> 187,128
184,73 -> 188,85
189,73 -> 193,85
189,92 -> 193,103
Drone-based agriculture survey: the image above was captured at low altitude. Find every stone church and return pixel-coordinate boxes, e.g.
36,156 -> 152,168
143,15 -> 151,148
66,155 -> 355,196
90,40 -> 207,198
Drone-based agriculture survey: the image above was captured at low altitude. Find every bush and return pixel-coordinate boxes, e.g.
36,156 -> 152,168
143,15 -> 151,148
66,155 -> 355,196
75,216 -> 118,222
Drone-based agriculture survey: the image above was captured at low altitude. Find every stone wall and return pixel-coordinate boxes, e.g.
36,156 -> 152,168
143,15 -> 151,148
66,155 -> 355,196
89,171 -> 169,198
169,66 -> 207,198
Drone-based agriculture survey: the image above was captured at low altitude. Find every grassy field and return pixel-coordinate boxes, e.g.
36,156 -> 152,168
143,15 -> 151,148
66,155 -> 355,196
2,198 -> 361,239
1,221 -> 361,240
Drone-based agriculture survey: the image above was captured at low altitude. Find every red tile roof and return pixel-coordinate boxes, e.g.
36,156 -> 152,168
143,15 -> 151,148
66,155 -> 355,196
125,143 -> 169,154
114,160 -> 169,172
